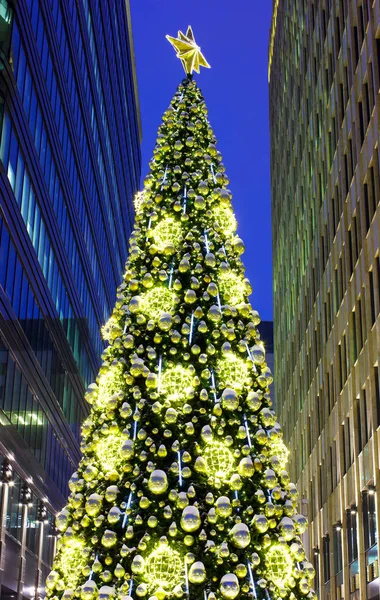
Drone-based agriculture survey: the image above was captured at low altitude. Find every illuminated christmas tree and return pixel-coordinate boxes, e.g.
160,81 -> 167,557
46,27 -> 315,600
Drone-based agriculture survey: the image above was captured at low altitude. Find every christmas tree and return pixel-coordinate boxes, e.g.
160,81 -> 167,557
46,27 -> 315,600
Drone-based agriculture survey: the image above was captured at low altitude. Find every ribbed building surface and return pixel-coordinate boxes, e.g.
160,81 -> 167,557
0,0 -> 141,596
269,1 -> 379,599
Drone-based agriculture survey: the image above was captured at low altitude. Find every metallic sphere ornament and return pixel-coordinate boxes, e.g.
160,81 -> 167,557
279,517 -> 296,541
81,580 -> 98,600
132,555 -> 145,575
56,507 -> 70,531
105,486 -> 119,502
98,586 -> 116,600
180,506 -> 201,532
215,496 -> 232,518
148,470 -> 169,495
222,388 -> 239,411
101,530 -> 117,548
230,523 -> 251,549
188,561 -> 207,584
158,312 -> 173,331
220,574 -> 240,599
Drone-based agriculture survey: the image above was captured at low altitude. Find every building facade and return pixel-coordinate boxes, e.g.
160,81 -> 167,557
0,0 -> 141,597
269,1 -> 379,599
258,320 -> 275,406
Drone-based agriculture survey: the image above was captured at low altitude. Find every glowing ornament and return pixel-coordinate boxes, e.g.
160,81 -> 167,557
101,315 -> 122,341
230,523 -> 251,548
218,271 -> 246,305
151,217 -> 182,252
216,354 -> 250,391
140,287 -> 176,321
95,431 -> 127,472
160,365 -> 194,404
203,441 -> 235,481
96,364 -> 125,408
212,205 -> 237,237
180,506 -> 201,532
265,544 -> 293,588
188,561 -> 206,584
148,470 -> 168,495
145,544 -> 183,591
220,574 -> 240,599
52,535 -> 87,590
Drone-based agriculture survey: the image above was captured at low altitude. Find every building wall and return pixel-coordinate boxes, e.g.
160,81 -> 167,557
0,0 -> 141,596
269,1 -> 379,599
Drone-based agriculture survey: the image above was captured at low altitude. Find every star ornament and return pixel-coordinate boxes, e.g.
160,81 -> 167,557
166,26 -> 211,75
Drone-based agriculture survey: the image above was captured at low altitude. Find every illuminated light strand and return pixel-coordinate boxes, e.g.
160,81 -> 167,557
122,492 -> 133,528
210,163 -> 217,184
234,490 -> 240,513
222,245 -> 230,264
210,370 -> 218,402
247,561 -> 257,599
203,230 -> 210,254
184,560 -> 189,597
175,93 -> 184,110
133,407 -> 139,441
182,186 -> 187,214
160,165 -> 168,189
123,307 -> 130,334
203,591 -> 208,600
168,263 -> 175,289
245,342 -> 257,374
265,590 -> 271,600
158,355 -> 163,392
243,413 -> 252,448
178,451 -> 183,487
88,553 -> 99,580
216,292 -> 222,310
129,578 -> 134,597
189,312 -> 195,344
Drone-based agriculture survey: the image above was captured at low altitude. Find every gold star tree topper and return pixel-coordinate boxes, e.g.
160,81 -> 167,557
166,26 -> 210,75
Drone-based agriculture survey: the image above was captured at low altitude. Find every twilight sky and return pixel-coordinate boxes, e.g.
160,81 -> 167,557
130,2 -> 274,321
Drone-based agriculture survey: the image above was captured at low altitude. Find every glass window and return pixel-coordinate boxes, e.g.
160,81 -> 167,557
6,472 -> 23,541
363,490 -> 377,550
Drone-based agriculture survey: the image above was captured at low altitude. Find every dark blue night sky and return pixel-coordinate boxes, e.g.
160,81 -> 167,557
131,2 -> 273,321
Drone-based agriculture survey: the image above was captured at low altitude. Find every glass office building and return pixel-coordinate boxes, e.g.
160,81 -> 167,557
0,0 -> 141,596
269,1 -> 379,599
